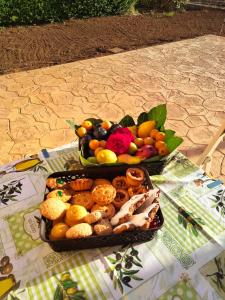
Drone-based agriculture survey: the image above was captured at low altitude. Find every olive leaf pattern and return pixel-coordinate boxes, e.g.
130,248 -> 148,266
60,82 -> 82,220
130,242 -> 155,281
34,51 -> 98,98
210,189 -> 225,217
54,272 -> 86,300
178,207 -> 205,237
32,163 -> 48,173
0,179 -> 23,205
106,244 -> 143,294
206,257 -> 225,293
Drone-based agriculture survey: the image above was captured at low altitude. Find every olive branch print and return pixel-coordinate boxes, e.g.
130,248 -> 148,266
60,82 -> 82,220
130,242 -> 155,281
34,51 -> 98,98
178,207 -> 205,237
210,189 -> 225,218
54,272 -> 86,300
0,179 -> 23,205
106,244 -> 143,294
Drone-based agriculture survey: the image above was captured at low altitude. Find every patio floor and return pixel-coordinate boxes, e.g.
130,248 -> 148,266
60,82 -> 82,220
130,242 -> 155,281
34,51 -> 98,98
0,35 -> 224,181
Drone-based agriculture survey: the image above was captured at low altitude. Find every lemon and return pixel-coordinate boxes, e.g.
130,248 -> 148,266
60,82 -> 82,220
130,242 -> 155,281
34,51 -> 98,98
96,149 -> 117,164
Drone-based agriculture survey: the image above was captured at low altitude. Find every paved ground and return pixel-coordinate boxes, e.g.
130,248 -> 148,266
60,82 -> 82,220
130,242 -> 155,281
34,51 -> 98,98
0,35 -> 224,181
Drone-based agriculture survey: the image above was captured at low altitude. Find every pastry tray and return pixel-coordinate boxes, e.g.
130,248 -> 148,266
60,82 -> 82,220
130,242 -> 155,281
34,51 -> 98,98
40,165 -> 164,252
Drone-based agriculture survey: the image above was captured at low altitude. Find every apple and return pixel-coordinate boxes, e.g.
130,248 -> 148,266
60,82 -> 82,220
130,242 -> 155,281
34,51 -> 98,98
135,145 -> 158,160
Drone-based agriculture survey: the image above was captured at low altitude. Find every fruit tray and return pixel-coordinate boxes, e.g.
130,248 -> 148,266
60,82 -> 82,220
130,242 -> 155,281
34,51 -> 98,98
40,165 -> 164,252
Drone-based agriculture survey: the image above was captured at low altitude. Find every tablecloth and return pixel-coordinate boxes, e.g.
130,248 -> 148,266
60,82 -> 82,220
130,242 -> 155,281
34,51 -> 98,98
0,143 -> 225,300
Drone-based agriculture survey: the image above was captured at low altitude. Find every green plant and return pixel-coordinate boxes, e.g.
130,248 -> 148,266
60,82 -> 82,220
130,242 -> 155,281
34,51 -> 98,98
0,0 -> 138,26
139,0 -> 188,11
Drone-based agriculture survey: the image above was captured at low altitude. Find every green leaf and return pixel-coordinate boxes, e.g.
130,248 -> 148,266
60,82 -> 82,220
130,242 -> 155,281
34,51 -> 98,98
142,155 -> 162,163
61,280 -> 78,289
123,270 -> 139,275
147,104 -> 167,129
137,112 -> 148,125
166,136 -> 183,153
192,226 -> 199,237
117,278 -> 123,294
66,120 -> 79,131
107,257 -> 117,264
164,130 -> 175,142
119,115 -> 135,127
130,275 -> 143,281
178,214 -> 183,224
54,285 -> 63,300
132,259 -> 143,268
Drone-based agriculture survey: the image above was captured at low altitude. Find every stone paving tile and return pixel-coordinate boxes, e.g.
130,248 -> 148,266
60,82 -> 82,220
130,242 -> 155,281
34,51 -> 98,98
0,35 -> 225,181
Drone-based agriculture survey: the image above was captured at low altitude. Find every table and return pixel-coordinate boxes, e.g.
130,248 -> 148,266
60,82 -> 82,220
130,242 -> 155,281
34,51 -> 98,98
0,143 -> 224,300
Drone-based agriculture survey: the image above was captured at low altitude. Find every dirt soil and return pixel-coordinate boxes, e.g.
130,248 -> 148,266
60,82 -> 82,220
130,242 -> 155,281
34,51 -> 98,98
0,9 -> 224,75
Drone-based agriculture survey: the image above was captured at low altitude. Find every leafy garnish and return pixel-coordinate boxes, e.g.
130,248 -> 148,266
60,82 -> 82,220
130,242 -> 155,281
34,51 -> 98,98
119,115 -> 135,127
166,136 -> 183,153
137,112 -> 148,125
147,104 -> 167,129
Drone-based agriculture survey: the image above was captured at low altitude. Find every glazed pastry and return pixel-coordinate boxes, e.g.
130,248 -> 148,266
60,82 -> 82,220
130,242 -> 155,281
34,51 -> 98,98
141,203 -> 160,229
91,203 -> 115,219
40,198 -> 66,221
49,222 -> 69,240
113,202 -> 159,234
126,168 -> 145,187
136,189 -> 160,213
112,176 -> 128,190
94,219 -> 113,236
94,178 -> 111,186
128,185 -> 148,198
71,191 -> 94,210
83,211 -> 103,224
92,184 -> 116,206
47,189 -> 71,202
110,193 -> 147,226
46,178 -> 66,189
70,178 -> 93,191
66,223 -> 93,239
65,205 -> 88,226
113,189 -> 129,209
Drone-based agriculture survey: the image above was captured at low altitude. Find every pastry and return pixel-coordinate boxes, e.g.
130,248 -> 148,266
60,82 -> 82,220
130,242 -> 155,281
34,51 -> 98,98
92,184 -> 116,206
46,178 -> 66,189
113,202 -> 159,234
113,189 -> 129,208
83,211 -> 103,224
112,176 -> 128,190
91,203 -> 115,219
128,185 -> 148,198
94,178 -> 111,186
66,223 -> 93,239
110,193 -> 147,226
70,178 -> 93,191
49,222 -> 69,240
40,198 -> 66,221
65,205 -> 88,226
94,219 -> 113,236
126,168 -> 145,187
47,189 -> 71,202
71,191 -> 94,210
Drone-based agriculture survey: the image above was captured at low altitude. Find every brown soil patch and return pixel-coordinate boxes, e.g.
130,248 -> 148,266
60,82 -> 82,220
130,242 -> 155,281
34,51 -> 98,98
0,9 -> 224,74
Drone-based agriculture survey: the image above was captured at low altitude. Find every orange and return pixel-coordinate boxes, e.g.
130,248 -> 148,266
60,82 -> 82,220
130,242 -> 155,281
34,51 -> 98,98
99,140 -> 107,148
94,147 -> 104,156
155,141 -> 166,150
76,127 -> 87,138
50,222 -> 69,240
158,145 -> 169,156
89,139 -> 100,150
101,120 -> 112,131
82,120 -> 92,130
144,137 -> 154,145
134,138 -> 144,148
155,132 -> 166,141
150,129 -> 159,139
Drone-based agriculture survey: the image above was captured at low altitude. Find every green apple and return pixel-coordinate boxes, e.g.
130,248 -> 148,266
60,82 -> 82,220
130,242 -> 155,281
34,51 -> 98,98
128,142 -> 138,155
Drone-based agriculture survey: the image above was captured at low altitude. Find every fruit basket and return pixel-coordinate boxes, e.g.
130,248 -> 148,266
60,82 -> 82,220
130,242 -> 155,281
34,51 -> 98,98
40,165 -> 164,252
67,104 -> 183,175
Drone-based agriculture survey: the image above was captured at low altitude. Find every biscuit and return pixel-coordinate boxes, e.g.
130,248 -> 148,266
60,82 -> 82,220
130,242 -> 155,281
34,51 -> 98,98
50,222 -> 69,240
94,178 -> 111,187
70,178 -> 93,191
128,185 -> 148,198
46,178 -> 66,189
112,176 -> 128,190
66,223 -> 93,239
71,191 -> 94,210
91,203 -> 115,219
126,168 -> 145,187
40,198 -> 66,220
65,205 -> 88,226
83,211 -> 103,224
47,189 -> 71,202
94,219 -> 113,236
92,184 -> 116,206
113,223 -> 135,234
113,189 -> 129,209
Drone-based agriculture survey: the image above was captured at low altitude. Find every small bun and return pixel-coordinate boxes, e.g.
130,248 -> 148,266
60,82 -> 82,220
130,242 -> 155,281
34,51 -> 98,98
40,198 -> 66,220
